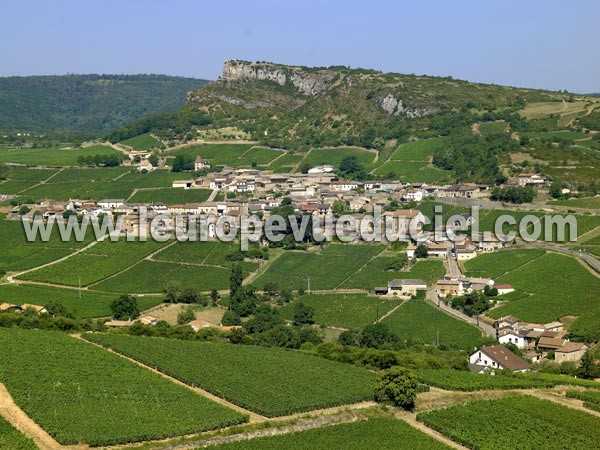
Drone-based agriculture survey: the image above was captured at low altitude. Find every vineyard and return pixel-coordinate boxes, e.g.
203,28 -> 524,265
207,418 -> 451,450
382,301 -> 482,350
340,258 -> 444,289
417,394 -> 600,449
416,369 -> 600,391
0,329 -> 246,446
278,293 -> 402,329
0,415 -> 37,450
85,333 -> 376,417
566,390 -> 600,412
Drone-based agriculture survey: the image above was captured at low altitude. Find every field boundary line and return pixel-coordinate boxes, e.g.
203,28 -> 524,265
375,300 -> 406,323
16,167 -> 65,194
87,240 -> 177,288
73,335 -> 266,423
0,383 -> 70,450
522,390 -> 600,419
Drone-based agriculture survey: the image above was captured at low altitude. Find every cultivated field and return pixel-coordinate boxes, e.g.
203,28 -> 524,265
128,187 -> 212,204
0,415 -> 37,450
278,293 -> 402,329
550,196 -> 600,209
209,418 -> 451,450
340,258 -> 444,289
486,252 -> 600,324
85,334 -> 376,417
382,300 -> 482,349
462,248 -> 545,279
0,145 -> 121,166
373,160 -> 449,183
417,394 -> 600,449
300,147 -> 376,168
0,329 -> 246,446
389,138 -> 446,161
0,283 -> 161,318
119,133 -> 161,150
251,244 -> 384,291
172,144 -> 281,167
18,239 -> 167,286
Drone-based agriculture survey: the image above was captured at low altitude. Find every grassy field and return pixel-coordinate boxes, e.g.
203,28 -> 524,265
519,100 -> 590,119
382,300 -> 482,349
0,283 -> 162,318
85,334 -> 377,417
278,294 -> 402,329
0,415 -> 37,450
300,147 -> 376,168
251,244 -> 384,291
487,252 -> 600,323
477,121 -> 508,136
18,239 -> 167,286
340,258 -> 444,289
128,187 -> 211,204
0,329 -> 245,446
120,133 -> 161,150
389,138 -> 446,161
209,418 -> 451,450
417,394 -> 600,449
0,145 -> 121,166
462,249 -> 546,278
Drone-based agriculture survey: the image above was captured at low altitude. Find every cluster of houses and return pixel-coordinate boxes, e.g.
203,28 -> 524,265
494,315 -> 588,364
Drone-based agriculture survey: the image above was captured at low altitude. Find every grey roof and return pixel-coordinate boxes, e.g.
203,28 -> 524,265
388,279 -> 427,288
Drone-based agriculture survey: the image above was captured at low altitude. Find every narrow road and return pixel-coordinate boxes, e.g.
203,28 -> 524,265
523,242 -> 600,276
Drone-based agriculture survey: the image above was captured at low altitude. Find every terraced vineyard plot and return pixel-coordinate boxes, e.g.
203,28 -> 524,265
18,239 -> 166,286
0,283 -> 161,318
172,144 -> 255,167
341,258 -> 444,289
382,300 -> 482,349
0,167 -> 59,182
208,418 -> 451,450
0,329 -> 245,446
268,151 -> 304,171
462,248 -> 545,278
48,166 -> 129,183
389,137 -> 446,161
0,415 -> 37,450
129,187 -> 211,204
238,146 -> 282,165
487,252 -> 600,323
300,147 -> 376,168
111,170 -> 194,189
373,160 -> 449,182
550,196 -> 600,209
85,334 -> 377,417
0,145 -> 121,166
155,240 -> 255,267
417,394 -> 600,449
120,132 -> 161,150
278,294 -> 402,329
93,259 -> 253,293
251,244 -> 384,290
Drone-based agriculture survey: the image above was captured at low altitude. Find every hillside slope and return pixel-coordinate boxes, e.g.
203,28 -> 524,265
0,74 -> 209,134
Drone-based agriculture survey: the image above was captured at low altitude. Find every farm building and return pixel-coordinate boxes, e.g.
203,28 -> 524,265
387,279 -> 428,296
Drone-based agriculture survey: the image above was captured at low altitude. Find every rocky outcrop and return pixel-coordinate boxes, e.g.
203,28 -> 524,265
380,93 -> 430,117
220,60 -> 334,96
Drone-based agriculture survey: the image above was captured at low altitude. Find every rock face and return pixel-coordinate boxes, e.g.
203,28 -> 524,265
221,60 -> 334,96
380,93 -> 429,117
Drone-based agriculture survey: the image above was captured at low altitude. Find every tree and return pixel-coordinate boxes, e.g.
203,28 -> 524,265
293,302 -> 315,325
484,285 -> 498,297
386,254 -> 409,270
164,281 -> 181,303
222,310 -> 242,326
110,294 -> 139,320
243,305 -> 283,334
578,350 -> 600,379
148,153 -> 159,166
339,155 -> 366,179
360,323 -> 398,349
278,288 -> 293,305
210,289 -> 219,304
332,200 -> 347,218
415,244 -> 428,258
177,306 -> 195,325
263,282 -> 279,297
230,264 -> 243,297
18,205 -> 30,215
179,288 -> 200,304
45,300 -> 72,318
373,367 -> 418,409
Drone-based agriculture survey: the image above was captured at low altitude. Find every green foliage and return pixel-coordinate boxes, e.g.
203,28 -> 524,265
292,301 -> 315,325
120,133 -> 161,150
415,244 -> 429,258
110,294 -> 139,320
0,329 -> 245,446
374,367 -> 418,409
0,145 -> 122,166
417,394 -> 600,449
85,334 -> 376,417
0,415 -> 37,450
450,290 -> 492,316
177,306 -> 196,325
490,186 -> 536,203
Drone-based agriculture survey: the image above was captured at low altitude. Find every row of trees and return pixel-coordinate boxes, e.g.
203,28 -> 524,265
77,153 -> 123,167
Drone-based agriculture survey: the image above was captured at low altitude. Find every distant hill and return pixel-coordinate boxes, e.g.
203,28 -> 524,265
0,74 -> 209,135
